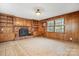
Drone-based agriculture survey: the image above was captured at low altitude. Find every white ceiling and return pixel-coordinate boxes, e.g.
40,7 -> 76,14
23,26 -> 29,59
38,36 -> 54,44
0,3 -> 79,20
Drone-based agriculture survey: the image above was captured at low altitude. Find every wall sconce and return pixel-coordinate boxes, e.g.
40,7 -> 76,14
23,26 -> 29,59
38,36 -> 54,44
1,28 -> 4,31
43,23 -> 46,27
0,28 -> 4,33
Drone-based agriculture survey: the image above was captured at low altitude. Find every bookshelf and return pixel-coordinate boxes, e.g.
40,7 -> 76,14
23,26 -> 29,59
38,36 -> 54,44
0,15 -> 14,33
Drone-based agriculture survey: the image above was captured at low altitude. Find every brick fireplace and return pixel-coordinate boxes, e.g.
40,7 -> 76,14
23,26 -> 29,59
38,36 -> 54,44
14,26 -> 32,40
19,27 -> 29,36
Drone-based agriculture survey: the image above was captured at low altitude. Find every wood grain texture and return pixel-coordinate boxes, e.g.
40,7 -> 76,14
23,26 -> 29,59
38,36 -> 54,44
0,33 -> 15,42
0,11 -> 79,43
41,11 -> 79,42
0,13 -> 40,42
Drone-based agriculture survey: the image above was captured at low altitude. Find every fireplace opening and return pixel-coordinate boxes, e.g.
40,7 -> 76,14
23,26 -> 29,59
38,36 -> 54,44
19,28 -> 29,36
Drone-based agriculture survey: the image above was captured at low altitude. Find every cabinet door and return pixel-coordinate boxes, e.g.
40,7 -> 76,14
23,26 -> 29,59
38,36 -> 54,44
0,33 -> 15,42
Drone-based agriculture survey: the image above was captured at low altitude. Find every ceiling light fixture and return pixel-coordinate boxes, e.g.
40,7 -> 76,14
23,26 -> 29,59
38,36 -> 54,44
35,9 -> 41,16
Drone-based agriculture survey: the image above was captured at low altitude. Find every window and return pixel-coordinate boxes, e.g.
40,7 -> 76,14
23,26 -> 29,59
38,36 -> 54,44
55,18 -> 64,33
47,20 -> 54,32
47,18 -> 64,33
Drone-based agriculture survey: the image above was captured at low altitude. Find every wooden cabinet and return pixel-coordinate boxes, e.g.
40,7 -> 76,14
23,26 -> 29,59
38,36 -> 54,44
0,33 -> 15,42
0,14 -> 15,42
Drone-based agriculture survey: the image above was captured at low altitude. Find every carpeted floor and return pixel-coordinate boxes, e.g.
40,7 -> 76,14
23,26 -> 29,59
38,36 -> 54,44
0,37 -> 79,56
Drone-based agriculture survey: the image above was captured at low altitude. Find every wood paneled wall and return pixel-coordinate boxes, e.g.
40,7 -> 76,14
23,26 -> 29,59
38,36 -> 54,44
0,13 -> 15,42
13,17 -> 33,39
0,13 -> 40,42
0,11 -> 79,43
41,11 -> 79,42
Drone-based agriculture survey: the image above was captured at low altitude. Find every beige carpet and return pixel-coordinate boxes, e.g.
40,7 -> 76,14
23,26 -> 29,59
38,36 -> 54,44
0,37 -> 79,56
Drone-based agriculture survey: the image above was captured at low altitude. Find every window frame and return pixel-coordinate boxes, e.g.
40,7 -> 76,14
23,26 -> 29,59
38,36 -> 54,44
47,20 -> 55,32
55,18 -> 65,33
47,18 -> 65,33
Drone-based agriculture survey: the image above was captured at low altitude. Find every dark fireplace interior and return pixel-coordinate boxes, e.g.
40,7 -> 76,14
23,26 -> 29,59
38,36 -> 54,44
19,28 -> 29,36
